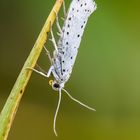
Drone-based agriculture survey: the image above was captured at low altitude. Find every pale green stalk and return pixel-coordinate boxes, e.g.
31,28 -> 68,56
0,0 -> 63,139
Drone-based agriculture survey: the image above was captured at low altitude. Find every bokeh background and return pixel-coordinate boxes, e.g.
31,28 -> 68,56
0,0 -> 140,139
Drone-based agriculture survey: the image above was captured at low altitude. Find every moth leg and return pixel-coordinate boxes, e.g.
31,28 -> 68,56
46,66 -> 53,77
26,65 -> 53,78
43,46 -> 53,65
63,0 -> 66,18
49,24 -> 58,53
56,14 -> 62,34
56,32 -> 61,37
26,67 -> 49,78
60,0 -> 67,21
56,16 -> 62,35
36,64 -> 47,73
53,10 -> 62,35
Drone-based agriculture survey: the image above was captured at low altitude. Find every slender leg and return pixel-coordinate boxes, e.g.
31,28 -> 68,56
57,32 -> 61,37
49,25 -> 58,53
56,14 -> 62,34
53,10 -> 62,34
63,0 -> 66,18
43,46 -> 53,65
26,67 -> 49,78
46,66 -> 53,77
26,65 -> 53,78
61,17 -> 65,21
36,63 -> 48,74
61,0 -> 66,21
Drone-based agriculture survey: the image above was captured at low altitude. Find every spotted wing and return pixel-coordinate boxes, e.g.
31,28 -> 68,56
54,0 -> 97,83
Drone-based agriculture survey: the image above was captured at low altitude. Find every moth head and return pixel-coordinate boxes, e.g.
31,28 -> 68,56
49,80 -> 63,91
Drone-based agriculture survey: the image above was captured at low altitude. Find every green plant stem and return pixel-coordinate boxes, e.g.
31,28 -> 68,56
0,0 -> 63,140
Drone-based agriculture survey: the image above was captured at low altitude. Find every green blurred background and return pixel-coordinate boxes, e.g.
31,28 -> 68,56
0,0 -> 140,139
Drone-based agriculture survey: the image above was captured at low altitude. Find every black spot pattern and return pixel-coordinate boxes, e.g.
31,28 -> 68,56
52,0 -> 97,83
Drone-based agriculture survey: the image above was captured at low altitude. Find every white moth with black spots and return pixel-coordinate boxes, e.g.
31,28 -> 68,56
28,0 -> 97,136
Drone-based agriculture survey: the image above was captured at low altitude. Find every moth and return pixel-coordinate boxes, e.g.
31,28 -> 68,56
28,0 -> 97,136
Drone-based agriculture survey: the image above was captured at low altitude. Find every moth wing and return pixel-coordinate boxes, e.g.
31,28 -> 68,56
57,0 -> 97,82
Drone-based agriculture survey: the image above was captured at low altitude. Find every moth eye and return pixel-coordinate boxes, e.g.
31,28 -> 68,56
53,83 -> 60,88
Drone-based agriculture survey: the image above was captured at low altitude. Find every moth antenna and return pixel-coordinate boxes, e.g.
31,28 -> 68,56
53,88 -> 62,136
62,88 -> 96,111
